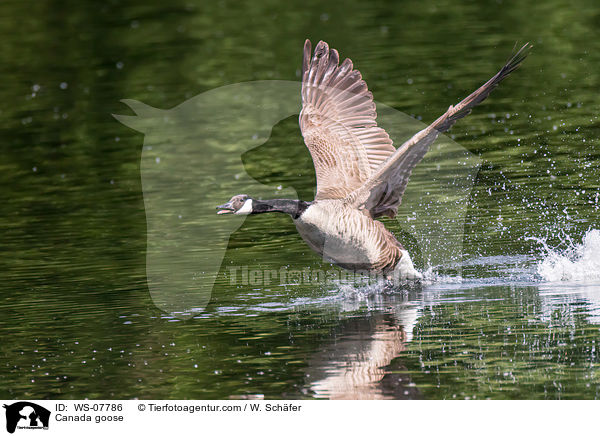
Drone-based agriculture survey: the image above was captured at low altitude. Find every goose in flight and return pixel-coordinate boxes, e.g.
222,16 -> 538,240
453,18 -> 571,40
217,39 -> 529,281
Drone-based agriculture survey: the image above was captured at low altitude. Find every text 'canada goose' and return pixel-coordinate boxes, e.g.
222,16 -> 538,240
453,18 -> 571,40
217,39 -> 530,282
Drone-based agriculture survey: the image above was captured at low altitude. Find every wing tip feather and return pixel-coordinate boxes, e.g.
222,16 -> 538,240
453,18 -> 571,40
302,39 -> 312,78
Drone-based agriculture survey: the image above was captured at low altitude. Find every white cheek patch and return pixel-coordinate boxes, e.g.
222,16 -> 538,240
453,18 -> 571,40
235,199 -> 253,215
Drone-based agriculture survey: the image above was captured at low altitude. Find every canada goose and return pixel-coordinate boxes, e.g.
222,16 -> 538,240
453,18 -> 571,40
217,40 -> 530,281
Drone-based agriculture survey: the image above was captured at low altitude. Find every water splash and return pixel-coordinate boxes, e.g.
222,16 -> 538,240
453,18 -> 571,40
532,229 -> 600,282
421,266 -> 464,285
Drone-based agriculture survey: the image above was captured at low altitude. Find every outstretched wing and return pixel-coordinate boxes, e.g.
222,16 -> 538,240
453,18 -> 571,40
347,43 -> 531,218
300,40 -> 396,200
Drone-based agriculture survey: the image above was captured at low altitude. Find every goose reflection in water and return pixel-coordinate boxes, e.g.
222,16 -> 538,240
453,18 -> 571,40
306,296 -> 421,399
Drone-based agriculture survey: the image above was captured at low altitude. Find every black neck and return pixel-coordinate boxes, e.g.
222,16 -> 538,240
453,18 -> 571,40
251,199 -> 310,219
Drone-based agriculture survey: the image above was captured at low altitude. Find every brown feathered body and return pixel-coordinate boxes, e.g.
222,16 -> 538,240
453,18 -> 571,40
290,39 -> 528,277
294,200 -> 403,274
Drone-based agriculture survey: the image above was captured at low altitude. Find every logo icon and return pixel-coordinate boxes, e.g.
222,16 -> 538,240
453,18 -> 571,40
114,81 -> 480,317
3,402 -> 50,433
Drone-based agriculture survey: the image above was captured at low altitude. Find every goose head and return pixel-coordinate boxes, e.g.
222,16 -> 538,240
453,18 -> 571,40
216,194 -> 253,215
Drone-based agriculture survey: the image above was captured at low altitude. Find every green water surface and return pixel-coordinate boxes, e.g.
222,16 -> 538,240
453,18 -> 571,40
1,0 -> 599,399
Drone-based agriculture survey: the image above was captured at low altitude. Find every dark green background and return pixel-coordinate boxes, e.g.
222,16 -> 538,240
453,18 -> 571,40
1,0 -> 599,399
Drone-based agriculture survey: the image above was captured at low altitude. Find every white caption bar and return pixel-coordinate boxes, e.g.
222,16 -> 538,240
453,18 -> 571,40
0,400 -> 595,435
